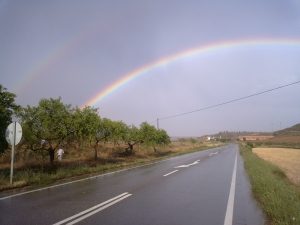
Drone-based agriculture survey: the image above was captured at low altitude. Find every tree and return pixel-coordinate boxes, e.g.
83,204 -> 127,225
72,106 -> 101,160
72,106 -> 100,148
139,122 -> 157,149
95,118 -> 114,143
21,98 -> 72,164
93,119 -> 130,158
0,85 -> 20,153
139,122 -> 170,152
122,125 -> 141,155
109,120 -> 128,145
155,129 -> 171,148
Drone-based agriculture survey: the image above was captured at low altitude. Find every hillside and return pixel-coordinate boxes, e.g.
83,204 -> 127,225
274,123 -> 300,136
258,123 -> 300,148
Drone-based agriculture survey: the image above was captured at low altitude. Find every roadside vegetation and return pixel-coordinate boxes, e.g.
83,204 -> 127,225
0,139 -> 219,192
240,143 -> 300,225
0,85 -> 221,192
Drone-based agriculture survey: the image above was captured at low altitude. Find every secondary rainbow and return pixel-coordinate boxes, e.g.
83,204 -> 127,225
82,38 -> 300,107
15,24 -> 102,95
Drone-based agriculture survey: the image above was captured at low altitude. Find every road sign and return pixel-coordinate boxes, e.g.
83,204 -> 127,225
6,122 -> 22,146
5,122 -> 22,185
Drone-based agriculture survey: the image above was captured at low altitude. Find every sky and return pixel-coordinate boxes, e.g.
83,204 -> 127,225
1,0 -> 300,136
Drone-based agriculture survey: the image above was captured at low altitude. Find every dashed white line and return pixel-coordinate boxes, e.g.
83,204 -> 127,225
163,170 -> 179,177
53,192 -> 132,225
223,152 -> 237,225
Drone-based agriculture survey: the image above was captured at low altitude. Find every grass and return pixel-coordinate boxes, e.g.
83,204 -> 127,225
0,141 -> 222,193
240,143 -> 300,225
253,148 -> 300,186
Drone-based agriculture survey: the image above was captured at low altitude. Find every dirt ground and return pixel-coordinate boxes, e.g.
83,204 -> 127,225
267,135 -> 300,144
253,148 -> 300,186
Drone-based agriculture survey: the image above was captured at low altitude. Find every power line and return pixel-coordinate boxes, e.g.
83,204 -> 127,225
158,80 -> 300,121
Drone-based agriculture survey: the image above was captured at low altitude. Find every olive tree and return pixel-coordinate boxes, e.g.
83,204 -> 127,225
139,122 -> 170,152
72,107 -> 99,143
21,98 -> 72,164
71,106 -> 101,159
122,125 -> 141,155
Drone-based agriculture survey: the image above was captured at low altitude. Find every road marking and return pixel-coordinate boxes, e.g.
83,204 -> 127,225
223,151 -> 237,225
163,170 -> 179,177
67,194 -> 132,225
174,160 -> 200,168
53,192 -> 132,225
209,152 -> 218,157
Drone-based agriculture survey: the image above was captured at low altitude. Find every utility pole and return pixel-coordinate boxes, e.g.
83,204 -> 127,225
156,118 -> 159,129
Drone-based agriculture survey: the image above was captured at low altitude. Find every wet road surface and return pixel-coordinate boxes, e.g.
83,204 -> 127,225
0,144 -> 264,225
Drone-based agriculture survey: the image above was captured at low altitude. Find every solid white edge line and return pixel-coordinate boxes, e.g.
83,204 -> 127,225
52,192 -> 129,225
0,145 -> 226,200
163,170 -> 179,177
66,194 -> 132,225
223,151 -> 238,225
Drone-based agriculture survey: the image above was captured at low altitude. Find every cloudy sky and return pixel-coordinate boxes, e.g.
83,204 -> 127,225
1,0 -> 300,136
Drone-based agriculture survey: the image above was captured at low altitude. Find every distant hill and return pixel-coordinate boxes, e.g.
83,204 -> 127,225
274,123 -> 300,136
198,124 -> 300,142
201,131 -> 272,141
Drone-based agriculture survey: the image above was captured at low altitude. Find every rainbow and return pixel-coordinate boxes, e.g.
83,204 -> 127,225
15,24 -> 102,95
14,43 -> 71,94
82,38 -> 300,108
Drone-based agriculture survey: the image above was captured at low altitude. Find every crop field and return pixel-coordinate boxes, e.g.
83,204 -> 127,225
253,147 -> 300,186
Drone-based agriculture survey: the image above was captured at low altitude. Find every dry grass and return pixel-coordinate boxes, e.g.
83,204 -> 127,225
0,140 -> 218,170
253,147 -> 300,186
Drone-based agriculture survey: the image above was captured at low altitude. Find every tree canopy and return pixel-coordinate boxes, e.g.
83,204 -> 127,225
5,94 -> 171,163
0,85 -> 19,153
21,98 -> 73,163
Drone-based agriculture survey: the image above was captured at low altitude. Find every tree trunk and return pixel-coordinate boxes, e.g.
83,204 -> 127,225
94,148 -> 98,160
94,141 -> 99,161
48,147 -> 55,165
126,143 -> 134,155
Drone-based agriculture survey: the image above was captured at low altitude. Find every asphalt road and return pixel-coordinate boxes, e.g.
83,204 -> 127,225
0,144 -> 264,225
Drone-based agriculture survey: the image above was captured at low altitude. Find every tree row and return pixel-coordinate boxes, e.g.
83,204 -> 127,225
0,85 -> 170,164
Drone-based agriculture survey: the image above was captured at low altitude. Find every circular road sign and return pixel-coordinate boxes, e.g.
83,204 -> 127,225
5,122 -> 22,146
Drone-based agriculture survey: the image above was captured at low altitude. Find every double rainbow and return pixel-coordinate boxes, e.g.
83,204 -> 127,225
82,38 -> 300,108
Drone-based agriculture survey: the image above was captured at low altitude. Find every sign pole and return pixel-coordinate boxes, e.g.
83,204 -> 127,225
10,122 -> 16,185
6,121 -> 22,185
